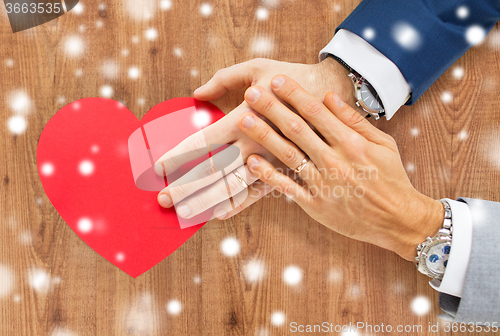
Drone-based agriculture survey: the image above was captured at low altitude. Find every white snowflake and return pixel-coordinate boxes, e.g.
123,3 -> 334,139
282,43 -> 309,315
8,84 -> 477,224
27,268 -> 51,293
392,22 -> 421,51
256,8 -> 269,21
283,265 -> 302,286
144,28 -> 158,41
244,260 -> 265,283
362,27 -> 376,41
452,66 -> 464,79
160,0 -> 172,10
5,59 -> 14,67
77,218 -> 93,233
116,252 -> 125,262
270,311 -> 285,326
465,25 -> 486,45
40,162 -> 55,176
72,2 -> 84,15
220,237 -> 240,257
101,60 -> 120,79
125,0 -> 156,21
458,130 -> 468,141
7,115 -> 27,135
441,91 -> 453,104
411,296 -> 431,316
173,47 -> 183,57
79,160 -> 95,175
456,6 -> 469,20
251,36 -> 274,55
64,35 -> 85,57
166,300 -> 182,315
8,90 -> 32,115
261,0 -> 280,8
100,85 -> 114,98
200,3 -> 213,17
128,66 -> 141,79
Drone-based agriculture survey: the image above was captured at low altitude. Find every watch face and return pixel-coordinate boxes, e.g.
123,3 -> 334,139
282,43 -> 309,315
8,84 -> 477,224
425,243 -> 451,275
360,81 -> 384,112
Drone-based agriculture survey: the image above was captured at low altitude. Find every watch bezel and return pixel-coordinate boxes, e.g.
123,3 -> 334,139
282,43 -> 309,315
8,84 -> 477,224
349,74 -> 385,119
416,236 -> 452,280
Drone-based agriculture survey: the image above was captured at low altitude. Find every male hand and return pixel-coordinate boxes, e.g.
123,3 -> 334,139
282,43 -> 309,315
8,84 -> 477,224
238,75 -> 444,261
154,58 -> 355,221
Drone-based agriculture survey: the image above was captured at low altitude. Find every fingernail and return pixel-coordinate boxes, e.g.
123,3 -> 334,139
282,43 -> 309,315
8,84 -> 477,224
158,193 -> 172,207
194,85 -> 205,95
272,76 -> 285,88
241,115 -> 255,128
246,87 -> 261,103
214,208 -> 227,219
176,204 -> 191,218
248,157 -> 259,169
332,92 -> 344,107
154,163 -> 164,176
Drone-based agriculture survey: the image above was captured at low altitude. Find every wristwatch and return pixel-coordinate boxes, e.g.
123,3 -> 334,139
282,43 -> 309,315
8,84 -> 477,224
326,54 -> 385,120
414,199 -> 453,280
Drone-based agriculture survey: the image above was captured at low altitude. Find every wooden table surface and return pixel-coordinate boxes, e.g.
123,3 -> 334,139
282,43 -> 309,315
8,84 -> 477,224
1,1 -> 499,335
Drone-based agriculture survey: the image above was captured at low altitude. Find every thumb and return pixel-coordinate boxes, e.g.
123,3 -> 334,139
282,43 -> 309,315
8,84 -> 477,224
194,61 -> 256,101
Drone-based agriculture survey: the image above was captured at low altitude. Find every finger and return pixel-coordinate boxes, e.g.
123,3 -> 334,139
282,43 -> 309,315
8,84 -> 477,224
213,180 -> 273,220
243,86 -> 328,161
154,118 -> 236,176
324,92 -> 397,149
238,112 -> 322,184
246,155 -> 313,208
174,165 -> 258,219
194,61 -> 257,101
158,144 -> 244,208
268,75 -> 357,146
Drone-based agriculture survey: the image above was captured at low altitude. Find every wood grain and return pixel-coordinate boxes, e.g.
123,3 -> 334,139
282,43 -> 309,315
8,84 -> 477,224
1,1 -> 499,335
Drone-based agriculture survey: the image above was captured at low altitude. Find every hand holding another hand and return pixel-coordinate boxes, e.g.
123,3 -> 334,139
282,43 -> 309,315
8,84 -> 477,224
238,75 -> 444,261
155,58 -> 355,219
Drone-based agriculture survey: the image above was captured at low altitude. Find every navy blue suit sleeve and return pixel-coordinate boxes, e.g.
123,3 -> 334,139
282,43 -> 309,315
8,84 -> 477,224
337,0 -> 500,104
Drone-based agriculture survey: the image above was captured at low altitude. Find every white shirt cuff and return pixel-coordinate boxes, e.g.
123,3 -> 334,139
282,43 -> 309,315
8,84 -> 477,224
429,199 -> 473,298
319,29 -> 411,120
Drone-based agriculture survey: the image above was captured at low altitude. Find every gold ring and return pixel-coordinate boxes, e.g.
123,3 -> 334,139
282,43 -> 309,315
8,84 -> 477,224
233,170 -> 249,189
294,157 -> 309,173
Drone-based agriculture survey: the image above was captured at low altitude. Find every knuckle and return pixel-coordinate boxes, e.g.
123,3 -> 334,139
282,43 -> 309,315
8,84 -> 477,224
282,146 -> 299,165
347,110 -> 365,127
185,132 -> 207,152
227,176 -> 243,195
282,86 -> 301,101
170,184 -> 188,201
192,195 -> 209,212
285,119 -> 304,137
261,168 -> 274,182
214,68 -> 226,79
257,127 -> 272,143
261,98 -> 275,115
301,99 -> 324,117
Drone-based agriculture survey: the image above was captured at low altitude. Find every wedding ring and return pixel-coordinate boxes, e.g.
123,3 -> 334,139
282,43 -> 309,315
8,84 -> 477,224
233,170 -> 249,189
294,157 -> 309,173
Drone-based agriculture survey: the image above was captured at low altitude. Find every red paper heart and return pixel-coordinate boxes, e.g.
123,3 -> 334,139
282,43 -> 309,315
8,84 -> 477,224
37,98 -> 225,277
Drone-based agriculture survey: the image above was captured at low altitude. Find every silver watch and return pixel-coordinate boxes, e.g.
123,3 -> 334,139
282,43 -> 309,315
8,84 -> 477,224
348,72 -> 385,120
326,54 -> 385,119
414,199 -> 453,280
